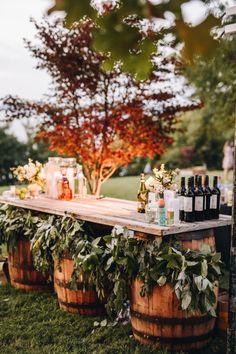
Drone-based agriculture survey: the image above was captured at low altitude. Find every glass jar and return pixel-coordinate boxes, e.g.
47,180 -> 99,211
44,157 -> 62,199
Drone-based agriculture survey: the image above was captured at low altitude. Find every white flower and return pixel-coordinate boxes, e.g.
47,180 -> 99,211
145,176 -> 157,192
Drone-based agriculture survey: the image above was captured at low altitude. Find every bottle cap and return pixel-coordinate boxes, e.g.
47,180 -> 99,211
159,198 -> 165,207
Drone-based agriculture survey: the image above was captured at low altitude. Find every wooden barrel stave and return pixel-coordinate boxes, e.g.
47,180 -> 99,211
217,292 -> 228,337
8,239 -> 49,291
131,279 -> 217,351
135,229 -> 216,252
54,256 -> 105,315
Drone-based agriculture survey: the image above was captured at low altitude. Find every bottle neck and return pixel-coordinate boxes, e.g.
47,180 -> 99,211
197,176 -> 202,188
187,179 -> 192,189
213,177 -> 218,188
204,175 -> 209,187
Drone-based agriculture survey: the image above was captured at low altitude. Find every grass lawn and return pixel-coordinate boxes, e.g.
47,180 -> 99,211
101,170 -> 233,201
0,285 -> 226,354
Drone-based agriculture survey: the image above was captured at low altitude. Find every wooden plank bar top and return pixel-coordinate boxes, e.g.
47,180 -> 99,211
0,196 -> 232,237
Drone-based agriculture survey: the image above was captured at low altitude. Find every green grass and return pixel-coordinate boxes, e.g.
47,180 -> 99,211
0,285 -> 226,354
101,170 -> 233,201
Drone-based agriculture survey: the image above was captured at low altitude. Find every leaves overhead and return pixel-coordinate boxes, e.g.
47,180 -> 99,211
1,19 -> 199,196
48,0 -> 222,77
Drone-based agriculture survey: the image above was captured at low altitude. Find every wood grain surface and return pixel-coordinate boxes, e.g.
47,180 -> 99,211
0,196 -> 232,237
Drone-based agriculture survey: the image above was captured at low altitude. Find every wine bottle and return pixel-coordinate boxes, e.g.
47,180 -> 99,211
184,177 -> 195,222
194,176 -> 204,221
203,175 -> 212,220
210,176 -> 220,219
190,176 -> 195,194
137,173 -> 146,213
178,177 -> 186,221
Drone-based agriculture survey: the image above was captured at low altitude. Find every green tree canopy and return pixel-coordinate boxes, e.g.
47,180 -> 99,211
186,37 -> 236,137
48,0 -> 227,79
161,37 -> 235,170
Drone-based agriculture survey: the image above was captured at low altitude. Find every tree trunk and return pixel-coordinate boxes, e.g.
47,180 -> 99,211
227,118 -> 236,354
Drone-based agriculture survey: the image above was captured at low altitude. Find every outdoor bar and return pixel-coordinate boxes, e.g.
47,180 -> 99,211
0,195 -> 232,351
0,1 -> 236,352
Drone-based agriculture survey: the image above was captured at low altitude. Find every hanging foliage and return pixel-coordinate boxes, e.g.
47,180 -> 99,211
48,0 -> 222,78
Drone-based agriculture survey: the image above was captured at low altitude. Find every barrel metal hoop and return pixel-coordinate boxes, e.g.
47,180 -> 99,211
175,229 -> 214,241
132,327 -> 214,344
130,309 -> 212,325
58,298 -> 103,309
12,278 -> 48,286
55,278 -> 95,291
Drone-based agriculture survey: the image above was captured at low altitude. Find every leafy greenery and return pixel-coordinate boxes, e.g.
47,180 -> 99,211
164,37 -> 236,169
160,111 -> 229,169
48,0 -> 223,78
186,38 -> 236,138
1,206 -> 223,317
0,204 -> 42,253
31,214 -> 90,274
0,284 -> 225,354
74,228 -> 223,317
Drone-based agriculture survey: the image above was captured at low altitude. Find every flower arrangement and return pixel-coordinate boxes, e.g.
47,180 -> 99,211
12,159 -> 45,188
145,163 -> 179,195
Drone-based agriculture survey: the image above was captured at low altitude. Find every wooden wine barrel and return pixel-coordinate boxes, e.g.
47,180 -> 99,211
54,254 -> 106,315
8,238 -> 49,291
217,292 -> 228,337
131,278 -> 218,351
175,229 -> 215,252
135,228 -> 215,252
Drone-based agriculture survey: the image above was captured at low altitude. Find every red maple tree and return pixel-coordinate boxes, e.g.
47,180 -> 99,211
2,19 -> 199,195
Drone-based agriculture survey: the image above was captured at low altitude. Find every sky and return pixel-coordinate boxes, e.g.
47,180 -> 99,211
0,0 -> 56,140
0,0 -> 234,140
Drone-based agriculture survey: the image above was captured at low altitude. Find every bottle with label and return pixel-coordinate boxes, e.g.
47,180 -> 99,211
137,173 -> 146,213
210,176 -> 220,219
184,177 -> 195,222
178,177 -> 186,221
203,175 -> 212,220
57,168 -> 73,201
158,198 -> 166,226
194,176 -> 204,221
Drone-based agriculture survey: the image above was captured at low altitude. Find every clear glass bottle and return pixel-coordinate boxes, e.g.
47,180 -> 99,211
145,192 -> 157,223
75,165 -> 87,198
